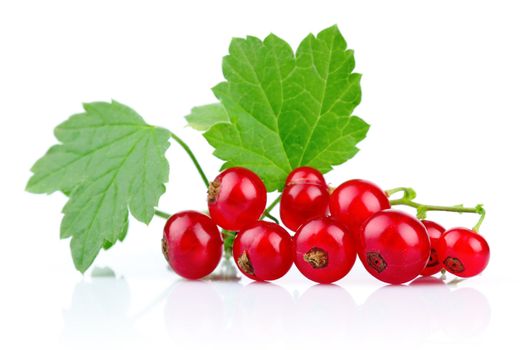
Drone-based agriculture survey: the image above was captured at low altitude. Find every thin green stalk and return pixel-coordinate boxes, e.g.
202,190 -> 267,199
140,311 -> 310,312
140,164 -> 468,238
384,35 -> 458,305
387,187 -> 486,231
264,212 -> 280,224
472,206 -> 486,232
262,195 -> 282,223
222,230 -> 236,259
265,195 -> 281,213
154,209 -> 171,219
170,132 -> 209,188
388,198 -> 482,215
386,187 -> 416,200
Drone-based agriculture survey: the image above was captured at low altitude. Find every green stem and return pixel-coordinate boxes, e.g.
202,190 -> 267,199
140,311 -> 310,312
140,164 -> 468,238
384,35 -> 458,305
222,230 -> 236,259
265,195 -> 281,213
222,230 -> 236,238
389,198 -> 481,215
170,132 -> 209,188
385,187 -> 417,200
154,209 -> 171,219
264,212 -> 280,224
262,195 -> 282,223
472,206 -> 486,232
387,187 -> 486,231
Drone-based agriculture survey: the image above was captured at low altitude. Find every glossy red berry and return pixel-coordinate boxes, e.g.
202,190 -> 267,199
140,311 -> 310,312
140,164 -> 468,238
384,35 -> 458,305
280,184 -> 330,231
208,167 -> 267,231
329,179 -> 391,241
280,167 -> 329,231
294,217 -> 357,284
233,221 -> 293,281
420,220 -> 446,276
285,166 -> 327,186
162,211 -> 223,280
359,210 -> 430,284
439,228 -> 490,278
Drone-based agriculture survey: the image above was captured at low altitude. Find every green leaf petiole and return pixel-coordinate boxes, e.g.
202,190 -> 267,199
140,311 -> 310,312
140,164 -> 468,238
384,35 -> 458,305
153,209 -> 171,220
169,132 -> 210,188
152,132 -> 211,221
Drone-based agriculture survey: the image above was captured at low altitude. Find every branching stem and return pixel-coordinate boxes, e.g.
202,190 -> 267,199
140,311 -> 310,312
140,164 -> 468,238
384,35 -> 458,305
262,195 -> 281,223
386,187 -> 486,232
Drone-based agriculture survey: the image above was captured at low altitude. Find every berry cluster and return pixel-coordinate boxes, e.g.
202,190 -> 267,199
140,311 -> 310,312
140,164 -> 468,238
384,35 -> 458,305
162,167 -> 490,284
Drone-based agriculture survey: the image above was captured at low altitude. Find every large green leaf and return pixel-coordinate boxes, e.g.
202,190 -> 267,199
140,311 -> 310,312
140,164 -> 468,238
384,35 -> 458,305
27,101 -> 170,272
186,25 -> 369,191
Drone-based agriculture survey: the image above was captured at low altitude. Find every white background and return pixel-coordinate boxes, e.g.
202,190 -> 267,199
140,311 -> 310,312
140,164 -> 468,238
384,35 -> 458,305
1,1 -> 524,349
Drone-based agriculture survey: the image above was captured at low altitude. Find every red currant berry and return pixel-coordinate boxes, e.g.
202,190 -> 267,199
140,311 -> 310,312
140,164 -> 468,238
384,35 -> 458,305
208,167 -> 267,231
359,210 -> 430,284
285,166 -> 327,186
420,220 -> 446,276
233,221 -> 293,281
280,183 -> 330,231
294,217 -> 357,284
162,211 -> 223,279
439,228 -> 490,278
329,179 -> 390,241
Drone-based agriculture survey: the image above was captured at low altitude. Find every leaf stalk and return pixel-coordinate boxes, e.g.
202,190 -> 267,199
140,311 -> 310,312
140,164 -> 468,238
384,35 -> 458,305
170,132 -> 210,188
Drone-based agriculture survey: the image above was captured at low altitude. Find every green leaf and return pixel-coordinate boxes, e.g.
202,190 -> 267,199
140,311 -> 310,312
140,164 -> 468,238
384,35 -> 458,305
27,101 -> 170,272
185,103 -> 229,131
189,25 -> 369,192
102,215 -> 129,251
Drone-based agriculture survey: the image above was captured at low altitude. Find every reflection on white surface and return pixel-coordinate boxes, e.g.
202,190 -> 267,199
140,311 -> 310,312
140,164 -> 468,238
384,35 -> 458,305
164,280 -> 233,345
63,273 -> 491,348
290,284 -> 357,346
231,282 -> 292,344
355,278 -> 489,346
62,275 -> 135,346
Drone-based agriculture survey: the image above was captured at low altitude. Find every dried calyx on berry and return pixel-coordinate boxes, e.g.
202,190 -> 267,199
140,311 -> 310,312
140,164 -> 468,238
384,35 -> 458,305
207,179 -> 221,203
304,247 -> 328,269
237,251 -> 254,275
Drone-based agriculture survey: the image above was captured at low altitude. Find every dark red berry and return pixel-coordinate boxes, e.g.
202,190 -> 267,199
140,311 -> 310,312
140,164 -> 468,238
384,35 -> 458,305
359,210 -> 430,284
294,217 -> 357,284
280,183 -> 330,231
162,211 -> 223,279
285,166 -> 327,186
232,221 -> 293,281
420,220 -> 446,276
208,167 -> 267,231
329,179 -> 390,241
439,228 -> 490,278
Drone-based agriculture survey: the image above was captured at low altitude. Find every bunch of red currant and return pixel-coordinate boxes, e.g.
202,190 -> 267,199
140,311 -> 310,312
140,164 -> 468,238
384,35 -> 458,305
162,167 -> 490,284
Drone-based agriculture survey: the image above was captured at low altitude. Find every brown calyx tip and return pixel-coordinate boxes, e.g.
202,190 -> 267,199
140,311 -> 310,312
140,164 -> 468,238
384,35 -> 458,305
304,247 -> 328,269
161,236 -> 169,262
444,257 -> 465,273
237,251 -> 254,275
207,179 -> 221,203
426,248 -> 439,267
366,251 -> 387,273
